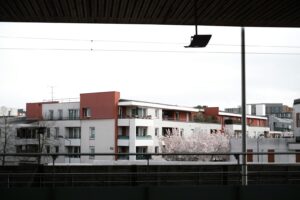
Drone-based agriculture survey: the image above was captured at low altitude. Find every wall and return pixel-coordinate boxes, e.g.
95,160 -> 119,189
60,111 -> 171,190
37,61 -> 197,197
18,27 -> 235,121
80,91 -> 120,120
80,119 -> 115,162
42,102 -> 80,119
230,138 -> 295,163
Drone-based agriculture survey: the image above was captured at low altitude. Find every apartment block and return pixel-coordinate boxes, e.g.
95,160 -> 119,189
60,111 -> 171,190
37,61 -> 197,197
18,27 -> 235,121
17,91 -> 270,164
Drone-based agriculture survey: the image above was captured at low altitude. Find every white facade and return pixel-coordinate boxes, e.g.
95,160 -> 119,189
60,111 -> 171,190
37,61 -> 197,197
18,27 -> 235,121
230,138 -> 295,163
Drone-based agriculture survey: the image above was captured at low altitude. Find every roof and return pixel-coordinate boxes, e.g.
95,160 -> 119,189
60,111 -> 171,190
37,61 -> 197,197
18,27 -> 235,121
118,99 -> 200,112
219,111 -> 268,120
1,0 -> 300,27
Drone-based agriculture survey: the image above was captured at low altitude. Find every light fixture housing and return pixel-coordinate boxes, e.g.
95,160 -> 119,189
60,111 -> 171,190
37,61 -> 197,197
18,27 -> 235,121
185,34 -> 212,48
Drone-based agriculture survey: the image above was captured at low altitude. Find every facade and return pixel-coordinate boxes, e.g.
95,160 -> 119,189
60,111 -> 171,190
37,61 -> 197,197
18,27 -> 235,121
12,91 -> 270,164
225,103 -> 293,118
203,107 -> 269,138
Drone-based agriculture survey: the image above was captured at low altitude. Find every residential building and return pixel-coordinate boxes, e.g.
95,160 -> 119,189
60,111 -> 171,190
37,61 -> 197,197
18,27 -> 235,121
203,107 -> 270,138
1,91 -> 274,165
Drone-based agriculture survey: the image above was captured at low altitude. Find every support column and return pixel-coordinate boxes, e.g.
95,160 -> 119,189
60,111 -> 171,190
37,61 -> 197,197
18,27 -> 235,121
241,27 -> 248,186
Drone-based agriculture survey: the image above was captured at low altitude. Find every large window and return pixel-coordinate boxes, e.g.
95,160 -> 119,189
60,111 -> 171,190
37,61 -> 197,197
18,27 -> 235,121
131,107 -> 147,118
68,109 -> 79,120
67,146 -> 81,158
297,113 -> 300,127
67,127 -> 81,139
136,127 -> 147,137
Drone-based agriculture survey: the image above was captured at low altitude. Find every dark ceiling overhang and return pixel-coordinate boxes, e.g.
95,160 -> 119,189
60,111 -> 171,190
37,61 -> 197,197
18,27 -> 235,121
0,0 -> 300,27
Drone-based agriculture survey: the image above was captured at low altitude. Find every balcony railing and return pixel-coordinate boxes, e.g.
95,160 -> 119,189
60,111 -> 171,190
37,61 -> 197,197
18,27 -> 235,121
136,135 -> 152,139
118,115 -> 152,119
43,116 -> 80,121
118,135 -> 129,139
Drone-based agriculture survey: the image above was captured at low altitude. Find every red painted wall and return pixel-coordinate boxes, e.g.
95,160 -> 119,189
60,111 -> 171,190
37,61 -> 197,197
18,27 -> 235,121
26,103 -> 43,120
26,101 -> 58,120
204,107 -> 219,116
80,91 -> 120,120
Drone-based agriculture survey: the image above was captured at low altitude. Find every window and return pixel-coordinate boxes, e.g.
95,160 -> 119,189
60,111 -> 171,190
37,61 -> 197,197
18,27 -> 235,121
67,127 -> 81,139
55,127 -> 59,139
46,145 -> 50,153
180,129 -> 184,137
247,149 -> 253,162
68,109 -> 79,120
90,127 -> 95,139
48,110 -> 54,120
136,127 -> 147,136
55,146 -> 59,153
46,128 -> 51,138
268,149 -> 275,163
69,146 -> 80,158
82,107 -> 91,118
58,109 -> 63,120
155,128 -> 159,136
89,146 -> 95,159
155,146 -> 159,154
175,112 -> 179,120
155,109 -> 159,118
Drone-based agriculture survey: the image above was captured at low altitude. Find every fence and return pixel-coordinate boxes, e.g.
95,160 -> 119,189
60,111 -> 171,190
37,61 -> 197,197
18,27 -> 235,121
0,152 -> 300,188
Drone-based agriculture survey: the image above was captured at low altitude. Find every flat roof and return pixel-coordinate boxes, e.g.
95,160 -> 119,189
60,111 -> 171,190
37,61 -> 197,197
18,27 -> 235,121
119,99 -> 200,112
1,0 -> 300,27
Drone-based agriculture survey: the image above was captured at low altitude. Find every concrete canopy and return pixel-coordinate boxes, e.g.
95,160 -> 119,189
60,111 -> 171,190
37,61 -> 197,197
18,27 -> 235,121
0,0 -> 300,27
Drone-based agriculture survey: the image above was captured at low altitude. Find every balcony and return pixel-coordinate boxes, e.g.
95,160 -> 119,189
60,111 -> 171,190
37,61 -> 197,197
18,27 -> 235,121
136,135 -> 153,146
64,139 -> 81,146
118,135 -> 129,146
43,116 -> 80,121
118,118 -> 153,126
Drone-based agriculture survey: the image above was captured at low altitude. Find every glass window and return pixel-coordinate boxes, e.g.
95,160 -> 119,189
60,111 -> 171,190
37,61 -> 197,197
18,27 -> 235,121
55,127 -> 59,139
155,128 -> 159,136
89,146 -> 95,159
48,110 -> 54,120
83,108 -> 91,117
68,109 -> 79,120
58,109 -> 63,120
90,127 -> 95,139
155,146 -> 159,154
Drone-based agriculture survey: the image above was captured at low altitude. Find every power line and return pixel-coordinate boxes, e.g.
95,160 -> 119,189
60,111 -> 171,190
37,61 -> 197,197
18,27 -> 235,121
1,35 -> 300,49
1,47 -> 300,55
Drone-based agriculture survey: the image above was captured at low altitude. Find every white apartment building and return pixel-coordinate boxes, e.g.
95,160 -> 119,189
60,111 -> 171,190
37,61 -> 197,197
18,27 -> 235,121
20,91 -> 270,164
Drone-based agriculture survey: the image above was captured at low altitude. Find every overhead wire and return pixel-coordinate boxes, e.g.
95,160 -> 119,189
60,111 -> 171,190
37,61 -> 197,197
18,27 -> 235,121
1,35 -> 300,49
1,47 -> 300,55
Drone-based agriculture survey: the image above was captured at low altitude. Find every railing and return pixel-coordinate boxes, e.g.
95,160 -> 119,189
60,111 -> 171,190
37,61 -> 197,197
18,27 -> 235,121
1,152 -> 300,188
43,116 -> 80,121
136,135 -> 152,139
118,135 -> 129,139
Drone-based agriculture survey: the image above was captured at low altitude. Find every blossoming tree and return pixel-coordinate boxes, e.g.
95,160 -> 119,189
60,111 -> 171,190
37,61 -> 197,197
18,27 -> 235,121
160,128 -> 230,161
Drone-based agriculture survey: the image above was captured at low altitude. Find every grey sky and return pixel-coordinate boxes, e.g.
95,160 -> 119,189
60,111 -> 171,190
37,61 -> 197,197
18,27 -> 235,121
0,23 -> 299,110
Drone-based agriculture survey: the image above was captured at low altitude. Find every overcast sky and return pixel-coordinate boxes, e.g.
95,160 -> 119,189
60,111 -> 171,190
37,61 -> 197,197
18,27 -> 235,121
0,22 -> 300,110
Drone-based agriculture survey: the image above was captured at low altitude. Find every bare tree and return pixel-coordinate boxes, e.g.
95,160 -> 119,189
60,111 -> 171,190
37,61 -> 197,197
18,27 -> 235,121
160,128 -> 230,161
